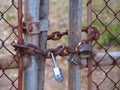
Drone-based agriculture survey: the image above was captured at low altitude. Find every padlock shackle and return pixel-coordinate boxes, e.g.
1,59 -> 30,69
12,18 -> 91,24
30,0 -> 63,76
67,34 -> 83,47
51,53 -> 59,67
76,40 -> 91,53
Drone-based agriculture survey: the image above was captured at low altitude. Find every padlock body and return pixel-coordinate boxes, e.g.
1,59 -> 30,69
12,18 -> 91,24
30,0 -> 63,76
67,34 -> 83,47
80,44 -> 93,58
53,67 -> 64,82
68,54 -> 78,65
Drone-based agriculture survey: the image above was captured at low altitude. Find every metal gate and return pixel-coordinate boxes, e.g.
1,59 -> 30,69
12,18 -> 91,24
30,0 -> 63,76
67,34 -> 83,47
0,0 -> 120,90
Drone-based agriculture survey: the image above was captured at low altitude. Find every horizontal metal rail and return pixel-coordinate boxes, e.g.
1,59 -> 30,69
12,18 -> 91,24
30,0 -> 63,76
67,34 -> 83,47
82,52 -> 120,67
0,52 -> 120,69
0,54 -> 18,69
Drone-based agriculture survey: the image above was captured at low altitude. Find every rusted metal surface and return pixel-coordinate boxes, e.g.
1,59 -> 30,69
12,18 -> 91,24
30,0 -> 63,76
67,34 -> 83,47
25,20 -> 49,35
87,0 -> 93,90
18,0 -> 24,89
12,27 -> 100,59
47,29 -> 68,40
22,25 -> 100,43
12,42 -> 74,58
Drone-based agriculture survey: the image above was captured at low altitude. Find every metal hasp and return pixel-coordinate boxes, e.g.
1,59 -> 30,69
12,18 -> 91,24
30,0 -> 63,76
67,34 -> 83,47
68,0 -> 82,90
26,20 -> 49,35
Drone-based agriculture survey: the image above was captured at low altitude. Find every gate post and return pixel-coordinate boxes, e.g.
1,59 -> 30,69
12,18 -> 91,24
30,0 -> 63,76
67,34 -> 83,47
24,0 -> 40,90
37,0 -> 49,90
68,0 -> 82,90
87,0 -> 93,90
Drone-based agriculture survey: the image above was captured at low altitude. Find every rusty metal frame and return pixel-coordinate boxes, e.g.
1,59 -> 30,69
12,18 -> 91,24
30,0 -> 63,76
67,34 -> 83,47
18,0 -> 23,89
26,19 -> 49,35
87,0 -> 93,90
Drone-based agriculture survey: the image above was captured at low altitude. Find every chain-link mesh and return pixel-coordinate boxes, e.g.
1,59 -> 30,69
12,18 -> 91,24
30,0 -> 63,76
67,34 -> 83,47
0,0 -> 19,90
86,0 -> 120,90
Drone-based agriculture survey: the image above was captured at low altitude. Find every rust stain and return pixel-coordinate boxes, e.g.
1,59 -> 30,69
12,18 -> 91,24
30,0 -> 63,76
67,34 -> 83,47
0,64 -> 3,69
71,30 -> 78,39
24,55 -> 32,69
72,31 -> 75,36
74,0 -> 78,6
24,13 -> 33,22
24,0 -> 33,22
36,21 -> 40,30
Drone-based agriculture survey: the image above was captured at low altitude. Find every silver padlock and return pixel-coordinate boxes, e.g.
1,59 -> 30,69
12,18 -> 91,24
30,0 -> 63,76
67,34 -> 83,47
67,54 -> 78,65
80,44 -> 93,58
51,53 -> 64,83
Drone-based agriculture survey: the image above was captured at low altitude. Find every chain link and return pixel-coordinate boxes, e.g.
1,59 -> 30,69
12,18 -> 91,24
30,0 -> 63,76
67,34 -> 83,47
12,26 -> 100,58
87,26 -> 100,42
12,42 -> 76,58
47,27 -> 99,42
47,29 -> 68,40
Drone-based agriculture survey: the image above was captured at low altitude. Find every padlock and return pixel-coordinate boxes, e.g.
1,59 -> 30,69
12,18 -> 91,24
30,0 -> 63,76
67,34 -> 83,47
51,53 -> 64,83
67,54 -> 78,65
79,44 -> 93,58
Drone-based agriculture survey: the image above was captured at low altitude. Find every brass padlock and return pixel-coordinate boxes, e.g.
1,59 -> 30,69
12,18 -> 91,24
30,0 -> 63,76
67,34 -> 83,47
79,44 -> 93,58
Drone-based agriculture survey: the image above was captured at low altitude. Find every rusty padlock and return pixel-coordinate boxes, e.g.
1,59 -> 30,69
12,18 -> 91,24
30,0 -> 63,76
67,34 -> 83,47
77,41 -> 93,58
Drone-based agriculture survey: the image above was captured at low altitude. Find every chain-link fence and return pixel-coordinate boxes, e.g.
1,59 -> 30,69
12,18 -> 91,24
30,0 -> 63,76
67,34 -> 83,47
85,0 -> 120,90
0,0 -> 120,90
0,0 -> 18,90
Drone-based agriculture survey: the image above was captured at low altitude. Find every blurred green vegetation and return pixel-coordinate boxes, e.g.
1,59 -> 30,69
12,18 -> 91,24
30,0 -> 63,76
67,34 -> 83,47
98,23 -> 120,46
89,0 -> 120,50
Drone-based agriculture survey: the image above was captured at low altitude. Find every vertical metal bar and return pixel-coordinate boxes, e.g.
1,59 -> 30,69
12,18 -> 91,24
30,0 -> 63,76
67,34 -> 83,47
18,0 -> 23,90
24,0 -> 40,90
68,0 -> 82,90
87,0 -> 93,90
37,0 -> 49,90
88,58 -> 93,90
18,0 -> 23,43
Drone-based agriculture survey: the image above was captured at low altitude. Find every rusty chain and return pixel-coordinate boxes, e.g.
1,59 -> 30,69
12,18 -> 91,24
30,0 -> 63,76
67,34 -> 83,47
47,29 -> 68,40
47,26 -> 100,42
87,26 -> 100,42
12,26 -> 100,58
12,42 -> 75,58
